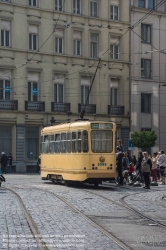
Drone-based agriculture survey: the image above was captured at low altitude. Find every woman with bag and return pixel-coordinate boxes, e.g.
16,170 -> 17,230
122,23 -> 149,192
141,152 -> 152,189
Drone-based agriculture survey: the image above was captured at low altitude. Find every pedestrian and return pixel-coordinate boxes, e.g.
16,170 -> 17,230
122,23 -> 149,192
157,150 -> 166,185
36,156 -> 41,173
151,152 -> 158,182
116,147 -> 124,186
126,151 -> 132,163
136,151 -> 144,184
0,152 -> 8,174
156,151 -> 161,181
7,153 -> 12,173
131,155 -> 137,166
122,152 -> 130,171
117,139 -> 124,152
141,151 -> 152,189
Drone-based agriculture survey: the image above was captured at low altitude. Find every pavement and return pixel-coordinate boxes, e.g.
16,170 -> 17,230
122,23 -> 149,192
0,174 -> 166,250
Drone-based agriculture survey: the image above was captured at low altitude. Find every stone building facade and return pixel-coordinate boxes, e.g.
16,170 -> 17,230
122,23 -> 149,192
131,0 -> 166,154
0,0 -> 130,172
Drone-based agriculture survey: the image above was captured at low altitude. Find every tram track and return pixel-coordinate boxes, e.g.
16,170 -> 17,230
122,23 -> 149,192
4,187 -> 48,250
4,182 -> 166,250
5,184 -> 132,250
83,187 -> 166,230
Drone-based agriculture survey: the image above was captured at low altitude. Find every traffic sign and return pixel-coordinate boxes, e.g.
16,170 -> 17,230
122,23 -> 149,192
128,139 -> 135,150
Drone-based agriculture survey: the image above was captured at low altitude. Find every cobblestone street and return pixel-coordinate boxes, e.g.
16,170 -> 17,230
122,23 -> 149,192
1,174 -> 166,250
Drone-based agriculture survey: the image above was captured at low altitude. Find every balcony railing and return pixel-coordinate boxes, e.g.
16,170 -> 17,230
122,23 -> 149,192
25,101 -> 45,112
78,104 -> 96,114
51,102 -> 70,113
0,99 -> 18,110
108,105 -> 124,115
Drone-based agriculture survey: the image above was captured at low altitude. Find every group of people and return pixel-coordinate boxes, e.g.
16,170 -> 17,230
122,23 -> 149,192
0,152 -> 12,174
116,139 -> 166,189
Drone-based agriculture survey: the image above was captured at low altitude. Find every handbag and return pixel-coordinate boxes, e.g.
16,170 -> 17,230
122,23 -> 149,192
141,160 -> 150,173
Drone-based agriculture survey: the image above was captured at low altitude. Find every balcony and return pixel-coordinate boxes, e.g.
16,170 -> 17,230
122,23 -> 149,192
108,105 -> 124,115
25,101 -> 45,112
51,102 -> 70,113
78,104 -> 96,114
0,99 -> 18,110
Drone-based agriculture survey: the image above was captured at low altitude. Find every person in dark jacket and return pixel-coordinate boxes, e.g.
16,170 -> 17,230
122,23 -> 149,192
36,156 -> 41,173
132,155 -> 137,166
141,151 -> 152,189
7,153 -> 12,173
136,151 -> 144,183
116,147 -> 124,185
1,152 -> 8,174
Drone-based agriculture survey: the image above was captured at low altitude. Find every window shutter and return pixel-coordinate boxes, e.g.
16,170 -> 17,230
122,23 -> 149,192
0,80 -> 3,99
54,84 -> 57,102
59,84 -> 63,102
28,82 -> 31,101
1,30 -> 4,46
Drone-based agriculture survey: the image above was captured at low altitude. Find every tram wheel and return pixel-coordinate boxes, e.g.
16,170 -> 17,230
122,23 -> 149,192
64,180 -> 71,187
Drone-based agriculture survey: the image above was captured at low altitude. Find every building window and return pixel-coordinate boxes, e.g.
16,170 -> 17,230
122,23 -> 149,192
165,0 -> 166,12
54,84 -> 64,102
0,79 -> 10,99
90,33 -> 98,58
55,0 -> 63,11
110,36 -> 119,60
110,45 -> 119,60
81,86 -> 89,104
28,82 -> 38,101
29,25 -> 38,51
81,76 -> 90,104
90,0 -> 98,17
74,31 -> 82,56
110,88 -> 118,105
141,24 -> 151,44
141,59 -> 151,78
0,0 -> 10,2
110,5 -> 119,20
141,94 -> 151,113
73,0 -> 81,14
29,0 -> 38,7
1,20 -> 10,47
138,0 -> 154,9
55,29 -> 64,54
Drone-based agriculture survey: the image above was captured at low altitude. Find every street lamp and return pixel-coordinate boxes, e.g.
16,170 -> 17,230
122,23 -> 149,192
50,117 -> 56,126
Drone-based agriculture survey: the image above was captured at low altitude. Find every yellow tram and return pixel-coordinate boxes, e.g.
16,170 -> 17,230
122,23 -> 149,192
40,120 -> 117,186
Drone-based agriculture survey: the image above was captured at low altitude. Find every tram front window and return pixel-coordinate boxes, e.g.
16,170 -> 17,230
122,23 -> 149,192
91,131 -> 112,153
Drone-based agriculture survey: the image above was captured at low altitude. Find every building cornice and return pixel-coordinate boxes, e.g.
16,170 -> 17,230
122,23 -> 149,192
131,7 -> 166,17
0,2 -> 130,26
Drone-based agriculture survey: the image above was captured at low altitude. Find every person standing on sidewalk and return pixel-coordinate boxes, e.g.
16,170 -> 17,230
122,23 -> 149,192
157,150 -> 166,185
117,139 -> 124,153
116,147 -> 124,186
136,151 -> 144,184
7,153 -> 12,173
141,152 -> 152,189
151,152 -> 158,182
0,152 -> 8,174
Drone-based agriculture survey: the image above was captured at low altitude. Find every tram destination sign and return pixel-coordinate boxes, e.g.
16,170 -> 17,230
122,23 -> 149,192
91,123 -> 113,129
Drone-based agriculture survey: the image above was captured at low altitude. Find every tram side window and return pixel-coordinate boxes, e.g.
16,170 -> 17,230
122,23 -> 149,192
78,131 -> 82,153
83,130 -> 88,153
44,135 -> 49,154
61,133 -> 66,153
50,134 -> 54,154
55,134 -> 61,153
67,132 -> 71,153
72,132 -> 77,153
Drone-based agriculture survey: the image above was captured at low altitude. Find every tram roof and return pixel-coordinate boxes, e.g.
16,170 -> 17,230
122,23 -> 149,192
41,120 -> 115,134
